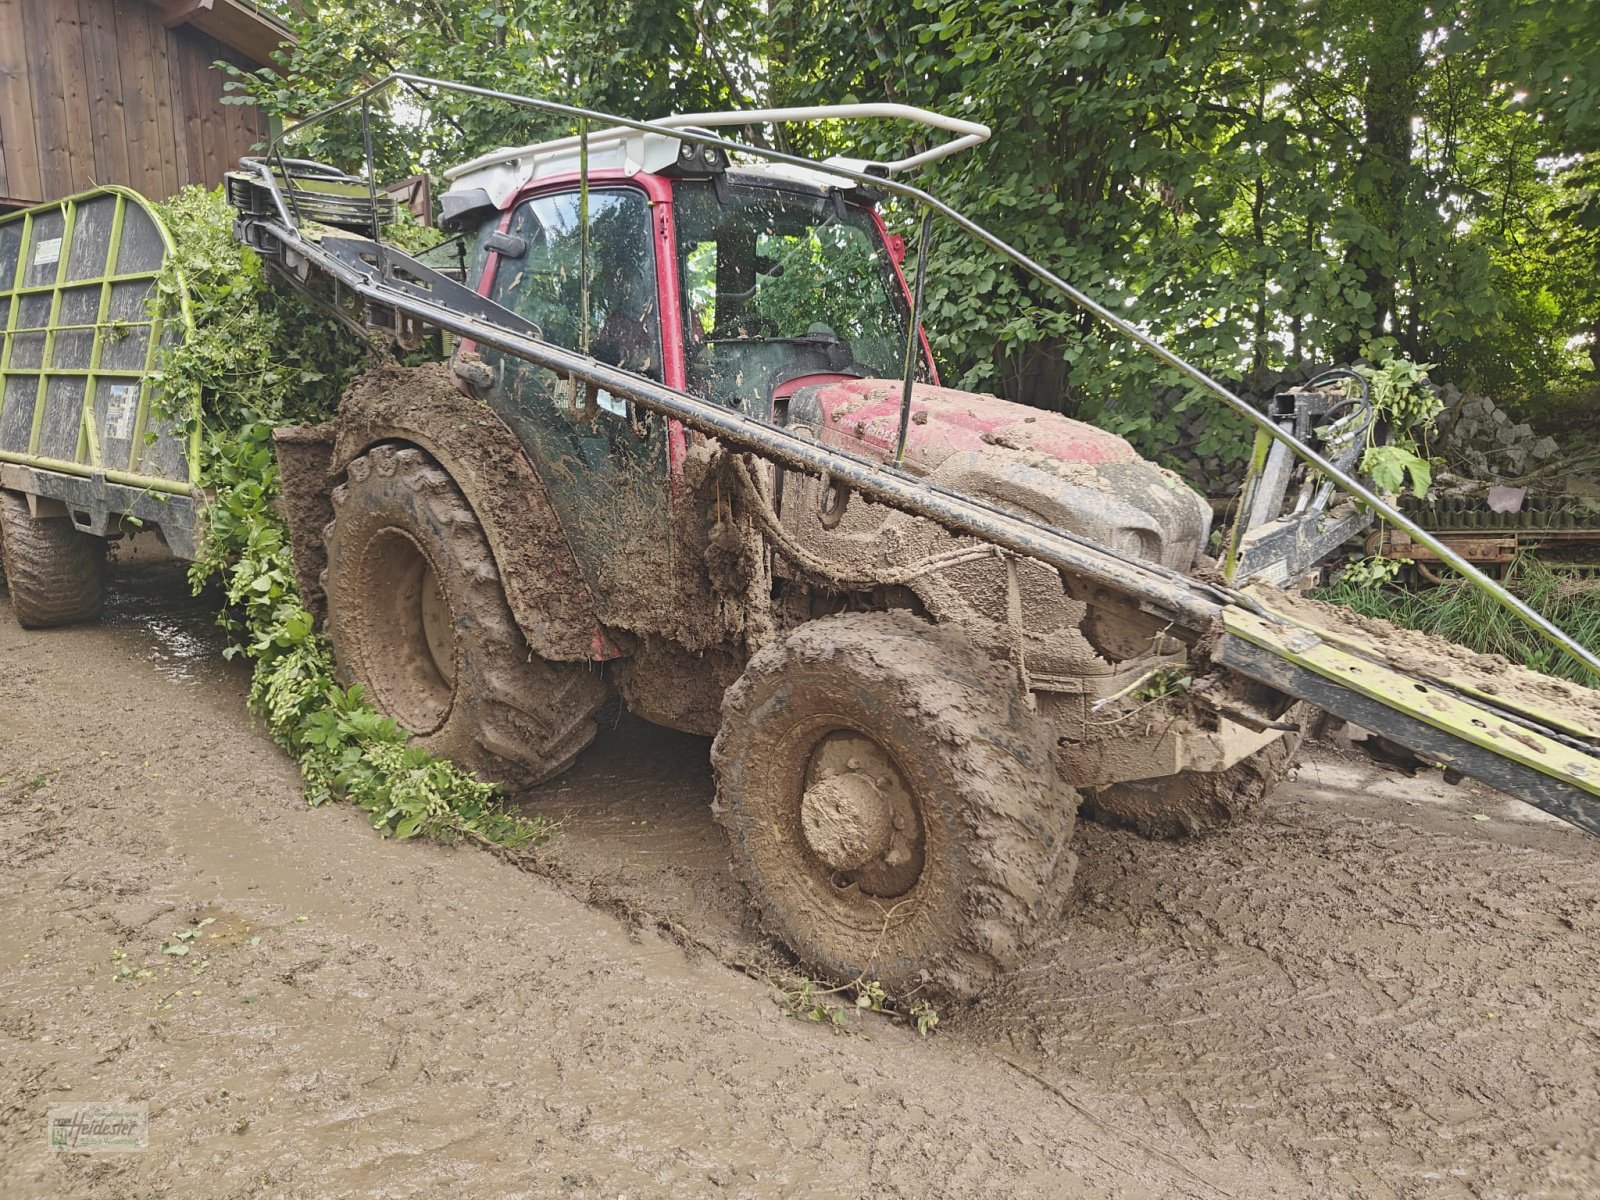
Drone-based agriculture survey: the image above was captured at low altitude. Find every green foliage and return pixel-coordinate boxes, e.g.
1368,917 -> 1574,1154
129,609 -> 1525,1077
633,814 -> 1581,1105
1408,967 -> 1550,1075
1361,445 -> 1433,499
748,223 -> 902,353
1319,556 -> 1600,686
1335,555 -> 1408,589
1354,357 -> 1441,498
1357,358 -> 1443,430
763,0 -> 1599,469
152,187 -> 550,851
775,973 -> 940,1037
236,1 -> 1600,487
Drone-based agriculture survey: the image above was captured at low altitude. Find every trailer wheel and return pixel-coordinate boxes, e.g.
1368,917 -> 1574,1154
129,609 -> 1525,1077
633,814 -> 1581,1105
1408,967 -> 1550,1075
1081,717 -> 1306,839
712,610 -> 1078,1000
0,490 -> 107,629
322,443 -> 607,789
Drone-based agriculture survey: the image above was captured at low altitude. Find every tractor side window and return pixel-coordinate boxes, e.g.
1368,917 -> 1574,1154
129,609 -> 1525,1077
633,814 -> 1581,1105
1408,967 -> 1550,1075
490,188 -> 661,381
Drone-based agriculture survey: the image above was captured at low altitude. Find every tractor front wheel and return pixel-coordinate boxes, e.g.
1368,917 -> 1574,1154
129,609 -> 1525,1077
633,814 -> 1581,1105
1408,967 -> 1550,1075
712,610 -> 1079,1000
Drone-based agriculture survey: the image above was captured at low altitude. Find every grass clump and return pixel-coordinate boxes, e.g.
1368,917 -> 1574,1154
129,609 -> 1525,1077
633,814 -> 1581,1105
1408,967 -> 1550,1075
1318,554 -> 1600,686
150,185 -> 549,850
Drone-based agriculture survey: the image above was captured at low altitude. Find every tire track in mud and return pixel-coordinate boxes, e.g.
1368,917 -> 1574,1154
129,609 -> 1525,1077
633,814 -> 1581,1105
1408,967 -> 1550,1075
2,561 -> 1597,1198
970,763 -> 1600,1199
0,563 -> 1270,1200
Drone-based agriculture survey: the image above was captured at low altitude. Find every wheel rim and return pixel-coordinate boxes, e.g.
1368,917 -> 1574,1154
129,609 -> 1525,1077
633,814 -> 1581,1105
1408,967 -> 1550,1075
419,563 -> 456,688
796,729 -> 926,902
359,528 -> 455,733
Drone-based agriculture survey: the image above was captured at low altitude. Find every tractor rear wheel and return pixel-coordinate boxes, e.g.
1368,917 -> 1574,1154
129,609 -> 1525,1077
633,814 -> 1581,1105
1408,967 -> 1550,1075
712,610 -> 1079,1000
1081,717 -> 1306,839
0,490 -> 106,629
322,443 -> 606,789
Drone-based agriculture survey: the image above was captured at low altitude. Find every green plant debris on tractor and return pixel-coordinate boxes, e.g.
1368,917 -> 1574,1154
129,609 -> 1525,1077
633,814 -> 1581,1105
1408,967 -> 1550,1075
1353,357 -> 1442,500
150,186 -> 551,851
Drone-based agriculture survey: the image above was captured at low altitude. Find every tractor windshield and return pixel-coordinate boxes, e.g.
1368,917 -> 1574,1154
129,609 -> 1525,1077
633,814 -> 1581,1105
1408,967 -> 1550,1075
672,178 -> 922,412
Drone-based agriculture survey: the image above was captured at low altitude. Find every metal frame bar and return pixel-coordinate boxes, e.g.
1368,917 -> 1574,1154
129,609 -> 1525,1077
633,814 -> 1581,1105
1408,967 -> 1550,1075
26,196 -> 77,456
76,192 -> 127,469
259,73 -> 1600,680
894,206 -> 933,467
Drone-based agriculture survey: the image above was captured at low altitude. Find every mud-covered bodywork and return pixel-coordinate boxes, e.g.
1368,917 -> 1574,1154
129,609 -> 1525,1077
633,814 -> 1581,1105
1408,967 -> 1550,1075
768,376 -> 1285,787
787,378 -> 1211,570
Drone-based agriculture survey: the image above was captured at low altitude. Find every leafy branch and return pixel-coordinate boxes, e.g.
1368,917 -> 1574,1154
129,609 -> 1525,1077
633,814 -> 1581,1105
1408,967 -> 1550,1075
151,187 -> 550,851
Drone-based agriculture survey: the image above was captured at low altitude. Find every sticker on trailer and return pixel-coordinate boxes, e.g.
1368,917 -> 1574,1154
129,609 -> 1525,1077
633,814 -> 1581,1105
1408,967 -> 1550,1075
105,384 -> 139,441
32,237 -> 62,267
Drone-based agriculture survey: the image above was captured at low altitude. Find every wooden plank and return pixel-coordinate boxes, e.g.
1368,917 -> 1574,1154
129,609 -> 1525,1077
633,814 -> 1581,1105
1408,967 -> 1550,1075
0,83 -> 8,199
217,44 -> 264,167
166,27 -> 208,188
158,0 -> 290,69
21,0 -> 74,198
111,0 -> 161,200
0,0 -> 44,204
189,30 -> 226,186
139,1 -> 181,198
157,14 -> 191,190
79,0 -> 131,191
48,0 -> 93,191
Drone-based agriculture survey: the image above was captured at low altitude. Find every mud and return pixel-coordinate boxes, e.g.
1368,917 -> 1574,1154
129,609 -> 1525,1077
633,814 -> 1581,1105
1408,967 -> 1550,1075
269,422 -> 338,626
3,562 -> 1600,1197
322,364 -> 768,729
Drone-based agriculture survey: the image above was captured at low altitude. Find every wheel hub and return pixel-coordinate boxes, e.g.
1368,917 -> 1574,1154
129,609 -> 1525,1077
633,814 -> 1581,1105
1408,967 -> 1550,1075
801,772 -> 893,872
419,563 -> 456,686
359,528 -> 456,734
799,731 -> 924,897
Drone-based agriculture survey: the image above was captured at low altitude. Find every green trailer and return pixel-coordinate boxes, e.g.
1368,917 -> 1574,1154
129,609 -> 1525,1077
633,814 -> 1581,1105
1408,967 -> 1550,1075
0,186 -> 200,625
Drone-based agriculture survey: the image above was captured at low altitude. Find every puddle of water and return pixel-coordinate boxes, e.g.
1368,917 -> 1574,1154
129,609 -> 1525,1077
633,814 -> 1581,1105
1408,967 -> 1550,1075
188,905 -> 263,947
102,561 -> 242,686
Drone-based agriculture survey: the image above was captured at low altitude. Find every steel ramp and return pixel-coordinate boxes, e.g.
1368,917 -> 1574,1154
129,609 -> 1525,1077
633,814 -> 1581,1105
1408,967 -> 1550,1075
1219,596 -> 1600,836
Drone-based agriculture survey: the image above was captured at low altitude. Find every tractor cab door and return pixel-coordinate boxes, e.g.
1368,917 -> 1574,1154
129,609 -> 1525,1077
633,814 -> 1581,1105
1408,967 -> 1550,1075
467,185 -> 672,630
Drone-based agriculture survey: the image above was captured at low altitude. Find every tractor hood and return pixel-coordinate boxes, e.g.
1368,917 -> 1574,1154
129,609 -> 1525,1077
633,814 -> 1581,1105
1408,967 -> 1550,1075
789,378 -> 1135,467
785,378 -> 1212,571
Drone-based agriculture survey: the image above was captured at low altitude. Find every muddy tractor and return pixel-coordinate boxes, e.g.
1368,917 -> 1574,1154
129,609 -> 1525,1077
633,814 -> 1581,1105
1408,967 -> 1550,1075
5,85 -> 1596,1000
253,111 -> 1311,999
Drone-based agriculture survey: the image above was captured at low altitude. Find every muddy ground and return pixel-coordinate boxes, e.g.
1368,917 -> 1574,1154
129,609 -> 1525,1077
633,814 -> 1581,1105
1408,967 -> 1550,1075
2,557 -> 1598,1199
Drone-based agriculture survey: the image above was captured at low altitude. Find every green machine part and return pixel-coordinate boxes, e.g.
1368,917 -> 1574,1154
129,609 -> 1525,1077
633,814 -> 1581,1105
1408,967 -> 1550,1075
0,186 -> 197,497
1219,600 -> 1600,835
0,188 -> 200,563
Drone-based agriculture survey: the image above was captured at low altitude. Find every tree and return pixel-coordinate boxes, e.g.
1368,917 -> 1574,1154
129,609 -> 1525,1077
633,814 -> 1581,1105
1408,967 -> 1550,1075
232,0 -> 1600,474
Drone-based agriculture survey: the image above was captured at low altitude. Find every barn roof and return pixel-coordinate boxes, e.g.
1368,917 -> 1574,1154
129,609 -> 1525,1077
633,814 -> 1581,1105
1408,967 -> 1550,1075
150,0 -> 294,69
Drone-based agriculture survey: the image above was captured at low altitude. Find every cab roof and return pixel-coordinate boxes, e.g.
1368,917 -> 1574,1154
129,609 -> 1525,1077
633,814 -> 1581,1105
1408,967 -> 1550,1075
438,104 -> 989,225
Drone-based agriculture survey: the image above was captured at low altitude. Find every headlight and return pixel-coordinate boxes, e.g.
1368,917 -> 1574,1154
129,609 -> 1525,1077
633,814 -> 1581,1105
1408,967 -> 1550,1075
1112,527 -> 1160,561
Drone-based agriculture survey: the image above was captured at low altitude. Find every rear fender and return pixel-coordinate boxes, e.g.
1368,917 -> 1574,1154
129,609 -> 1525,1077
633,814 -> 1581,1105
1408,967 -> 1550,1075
282,361 -> 613,663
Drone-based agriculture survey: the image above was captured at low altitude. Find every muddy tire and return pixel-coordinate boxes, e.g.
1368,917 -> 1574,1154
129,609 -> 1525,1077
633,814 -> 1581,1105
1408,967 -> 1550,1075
1082,717 -> 1306,839
712,610 -> 1079,1000
322,443 -> 606,789
0,490 -> 106,629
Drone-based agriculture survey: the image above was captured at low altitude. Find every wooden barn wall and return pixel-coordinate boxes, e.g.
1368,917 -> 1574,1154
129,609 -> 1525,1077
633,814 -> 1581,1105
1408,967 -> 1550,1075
0,0 -> 273,207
